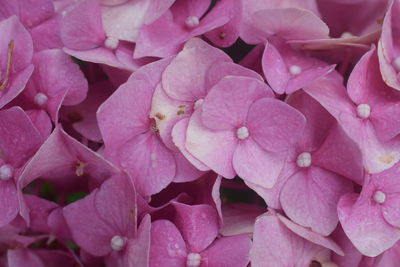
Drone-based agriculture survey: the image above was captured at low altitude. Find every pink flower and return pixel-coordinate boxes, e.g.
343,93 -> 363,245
338,161 -> 400,257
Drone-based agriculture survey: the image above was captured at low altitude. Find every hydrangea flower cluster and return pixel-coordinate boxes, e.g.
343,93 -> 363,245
1,0 -> 400,266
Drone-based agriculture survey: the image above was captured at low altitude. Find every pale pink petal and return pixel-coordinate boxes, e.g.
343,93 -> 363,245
161,38 -> 231,102
172,118 -> 210,171
185,109 -> 237,178
252,8 -> 329,41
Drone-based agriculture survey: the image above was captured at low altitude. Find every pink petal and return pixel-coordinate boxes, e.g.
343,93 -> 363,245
250,212 -> 334,266
280,167 -> 353,236
252,8 -> 329,41
172,202 -> 219,252
172,118 -> 210,171
172,152 -> 206,183
0,180 -> 18,227
338,193 -> 400,257
150,84 -> 191,151
149,220 -> 187,266
60,0 -> 105,50
201,76 -> 272,131
312,123 -> 364,184
185,109 -> 237,178
105,132 -> 175,196
7,249 -> 45,267
233,138 -> 286,188
247,98 -> 306,152
201,234 -> 251,267
205,61 -> 264,90
63,190 -> 115,257
0,106 -> 43,167
98,58 -> 170,149
277,213 -> 344,256
123,215 -> 151,267
161,38 -> 231,102
94,174 -> 136,238
262,39 -> 335,94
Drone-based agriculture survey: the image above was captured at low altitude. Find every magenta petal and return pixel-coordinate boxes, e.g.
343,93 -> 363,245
63,191 -> 115,257
106,132 -> 175,196
149,220 -> 187,266
201,235 -> 251,267
173,152 -> 206,183
7,249 -> 45,267
0,106 -> 43,167
60,0 -> 105,50
201,76 -> 272,131
233,138 -> 286,189
124,215 -> 151,267
248,98 -> 306,152
32,49 -> 88,106
94,174 -> 136,238
0,180 -> 18,227
312,123 -> 364,184
338,193 -> 400,257
172,202 -> 219,252
280,167 -> 353,236
185,109 -> 237,178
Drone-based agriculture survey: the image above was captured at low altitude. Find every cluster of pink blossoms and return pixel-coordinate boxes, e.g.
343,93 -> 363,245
1,0 -> 400,266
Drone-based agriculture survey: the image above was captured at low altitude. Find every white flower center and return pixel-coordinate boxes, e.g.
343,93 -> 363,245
110,235 -> 126,251
289,65 -> 302,75
105,36 -> 119,50
356,103 -> 371,119
34,93 -> 48,106
185,16 -> 199,28
236,126 -> 249,140
297,152 -> 312,168
393,56 -> 400,72
194,98 -> 204,110
373,190 -> 386,204
0,164 -> 13,180
186,253 -> 201,267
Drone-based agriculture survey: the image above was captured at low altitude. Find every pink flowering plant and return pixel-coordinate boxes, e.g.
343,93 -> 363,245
2,0 -> 400,266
